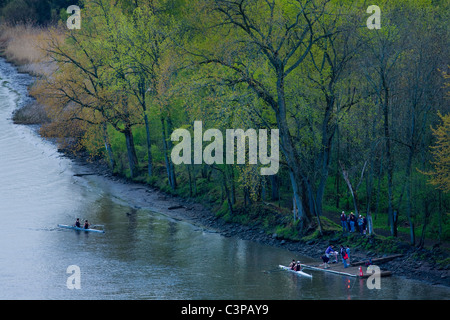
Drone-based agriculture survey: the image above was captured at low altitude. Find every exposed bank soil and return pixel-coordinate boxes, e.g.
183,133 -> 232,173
68,152 -> 450,289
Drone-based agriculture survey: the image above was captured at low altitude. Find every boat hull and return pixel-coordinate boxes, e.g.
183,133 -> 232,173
279,265 -> 312,278
58,224 -> 105,233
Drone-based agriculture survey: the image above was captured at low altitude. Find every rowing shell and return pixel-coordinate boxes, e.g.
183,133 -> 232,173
279,265 -> 312,278
58,224 -> 105,233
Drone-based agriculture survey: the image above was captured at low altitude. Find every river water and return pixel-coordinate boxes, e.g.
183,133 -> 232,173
0,58 -> 448,300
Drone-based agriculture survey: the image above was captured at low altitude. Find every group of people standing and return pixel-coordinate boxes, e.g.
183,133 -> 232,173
340,211 -> 367,234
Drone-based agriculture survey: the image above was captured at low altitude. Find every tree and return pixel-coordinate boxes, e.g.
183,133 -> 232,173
427,112 -> 450,193
396,3 -> 448,244
295,1 -> 364,221
181,0 -> 339,233
358,0 -> 449,239
34,0 -> 143,178
360,4 -> 406,236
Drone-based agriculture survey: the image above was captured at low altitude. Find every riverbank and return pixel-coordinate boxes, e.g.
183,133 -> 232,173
1,23 -> 448,290
66,150 -> 450,288
6,61 -> 450,288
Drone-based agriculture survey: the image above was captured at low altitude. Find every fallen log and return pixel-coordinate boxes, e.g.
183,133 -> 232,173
350,254 -> 404,266
73,173 -> 96,177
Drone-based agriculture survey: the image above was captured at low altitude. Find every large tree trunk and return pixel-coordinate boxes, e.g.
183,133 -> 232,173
102,122 -> 115,171
406,177 -> 415,245
382,74 -> 396,237
335,123 -> 341,209
228,165 -> 236,205
340,164 -> 359,216
123,125 -> 139,178
275,71 -> 314,232
365,161 -> 374,235
161,116 -> 176,190
166,116 -> 177,189
417,198 -> 431,248
144,113 -> 153,177
270,175 -> 279,201
316,95 -> 335,217
405,140 -> 416,245
222,168 -> 234,215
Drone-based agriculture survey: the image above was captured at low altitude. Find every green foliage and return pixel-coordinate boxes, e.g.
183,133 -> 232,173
19,0 -> 450,249
425,112 -> 450,193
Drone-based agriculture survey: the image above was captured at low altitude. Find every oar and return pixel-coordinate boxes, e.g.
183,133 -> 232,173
79,218 -> 101,229
263,267 -> 284,274
90,224 -> 104,230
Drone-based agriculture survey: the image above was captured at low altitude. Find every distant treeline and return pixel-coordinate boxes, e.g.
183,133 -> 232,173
0,0 -> 78,25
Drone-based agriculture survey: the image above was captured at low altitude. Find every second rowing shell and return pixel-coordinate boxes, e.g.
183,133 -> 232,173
58,224 -> 105,233
279,265 -> 313,278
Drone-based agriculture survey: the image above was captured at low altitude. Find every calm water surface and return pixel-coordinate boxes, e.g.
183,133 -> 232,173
0,58 -> 449,300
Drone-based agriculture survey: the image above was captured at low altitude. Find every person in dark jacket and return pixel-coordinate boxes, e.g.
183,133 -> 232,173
340,211 -> 348,232
349,212 -> 356,232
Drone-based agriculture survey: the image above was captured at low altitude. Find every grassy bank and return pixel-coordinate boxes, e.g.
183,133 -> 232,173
0,24 -> 52,75
0,23 -> 53,124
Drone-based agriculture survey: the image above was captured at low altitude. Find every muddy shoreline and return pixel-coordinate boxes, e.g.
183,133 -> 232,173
67,151 -> 450,289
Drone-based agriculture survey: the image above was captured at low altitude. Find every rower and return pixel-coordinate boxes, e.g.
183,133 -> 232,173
289,259 -> 296,269
83,220 -> 90,229
294,261 -> 301,271
74,218 -> 81,228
